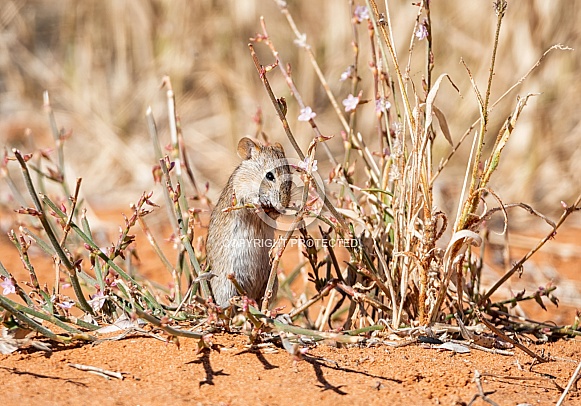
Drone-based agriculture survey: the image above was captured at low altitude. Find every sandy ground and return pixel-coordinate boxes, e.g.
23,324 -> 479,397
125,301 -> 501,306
1,333 -> 580,405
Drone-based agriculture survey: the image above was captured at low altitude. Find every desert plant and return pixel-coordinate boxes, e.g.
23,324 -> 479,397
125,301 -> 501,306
0,1 -> 579,359
243,0 -> 580,343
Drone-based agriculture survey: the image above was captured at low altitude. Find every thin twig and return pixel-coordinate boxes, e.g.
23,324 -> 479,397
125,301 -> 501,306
476,311 -> 547,363
556,359 -> 581,406
480,193 -> 581,304
467,370 -> 499,406
68,363 -> 124,380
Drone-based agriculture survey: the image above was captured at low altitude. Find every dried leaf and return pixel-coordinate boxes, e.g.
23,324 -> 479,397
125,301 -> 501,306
0,338 -> 20,354
534,292 -> 547,311
432,105 -> 453,146
435,342 -> 470,353
95,314 -> 144,334
424,73 -> 459,140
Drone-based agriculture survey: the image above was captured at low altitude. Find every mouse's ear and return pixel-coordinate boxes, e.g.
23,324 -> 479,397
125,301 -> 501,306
237,137 -> 261,160
273,142 -> 285,154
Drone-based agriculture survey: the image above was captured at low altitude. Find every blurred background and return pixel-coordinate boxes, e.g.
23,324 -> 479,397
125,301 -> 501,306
0,0 -> 579,223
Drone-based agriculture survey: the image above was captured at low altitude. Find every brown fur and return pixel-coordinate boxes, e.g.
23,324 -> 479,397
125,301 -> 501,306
206,137 -> 291,307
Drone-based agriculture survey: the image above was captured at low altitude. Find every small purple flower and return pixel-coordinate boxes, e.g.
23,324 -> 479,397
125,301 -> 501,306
354,5 -> 370,22
298,157 -> 318,172
375,98 -> 392,113
1,278 -> 15,295
342,94 -> 360,112
415,23 -> 429,41
298,106 -> 317,122
340,66 -> 354,82
57,300 -> 75,310
89,291 -> 106,312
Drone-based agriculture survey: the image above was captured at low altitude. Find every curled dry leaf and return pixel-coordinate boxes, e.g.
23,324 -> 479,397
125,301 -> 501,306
423,73 -> 460,146
432,105 -> 453,146
435,342 -> 470,354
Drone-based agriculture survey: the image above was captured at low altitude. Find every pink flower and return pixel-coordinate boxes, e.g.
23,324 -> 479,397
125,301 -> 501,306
89,291 -> 106,312
340,66 -> 354,82
57,300 -> 75,310
375,98 -> 391,113
416,23 -> 429,41
354,5 -> 370,22
298,157 -> 318,172
1,278 -> 15,295
298,106 -> 317,122
342,94 -> 360,112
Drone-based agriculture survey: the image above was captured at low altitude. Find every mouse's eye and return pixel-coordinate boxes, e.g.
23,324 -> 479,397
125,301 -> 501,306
265,171 -> 275,181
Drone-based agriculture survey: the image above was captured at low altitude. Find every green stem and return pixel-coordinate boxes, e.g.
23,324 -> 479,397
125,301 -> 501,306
13,149 -> 93,315
159,158 -> 209,298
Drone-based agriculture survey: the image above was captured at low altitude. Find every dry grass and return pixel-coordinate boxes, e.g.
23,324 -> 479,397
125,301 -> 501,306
0,0 -> 579,212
